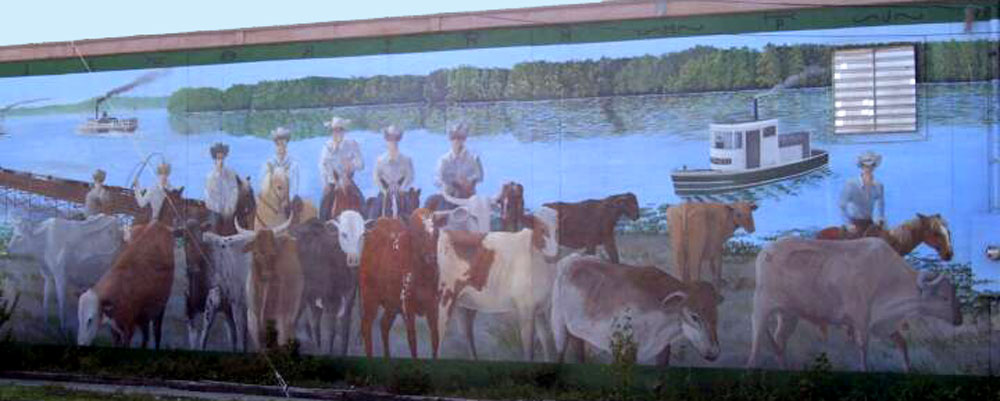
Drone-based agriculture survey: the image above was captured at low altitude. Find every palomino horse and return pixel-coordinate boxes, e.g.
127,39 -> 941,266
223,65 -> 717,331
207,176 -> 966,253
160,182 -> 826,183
255,169 -> 317,229
814,213 -> 953,372
365,188 -> 421,220
320,171 -> 364,221
816,213 -> 953,260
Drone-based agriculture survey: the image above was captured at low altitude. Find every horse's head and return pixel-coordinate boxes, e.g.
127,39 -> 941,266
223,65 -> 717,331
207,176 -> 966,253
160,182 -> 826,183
264,169 -> 290,206
237,176 -> 256,230
918,213 -> 953,261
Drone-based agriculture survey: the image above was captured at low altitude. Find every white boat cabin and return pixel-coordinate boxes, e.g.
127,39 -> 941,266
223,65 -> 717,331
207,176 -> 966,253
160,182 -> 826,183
708,118 -> 810,171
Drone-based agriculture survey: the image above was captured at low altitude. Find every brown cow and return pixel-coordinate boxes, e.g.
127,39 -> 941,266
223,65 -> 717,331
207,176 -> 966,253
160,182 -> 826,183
359,209 -> 441,359
543,193 -> 639,263
77,220 -> 207,348
666,202 -> 756,285
237,217 -> 303,349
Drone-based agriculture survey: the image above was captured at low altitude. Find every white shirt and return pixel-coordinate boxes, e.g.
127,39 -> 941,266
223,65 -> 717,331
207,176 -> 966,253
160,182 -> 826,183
374,152 -> 414,193
435,148 -> 484,197
85,186 -> 111,217
319,138 -> 364,186
135,182 -> 171,221
205,167 -> 240,218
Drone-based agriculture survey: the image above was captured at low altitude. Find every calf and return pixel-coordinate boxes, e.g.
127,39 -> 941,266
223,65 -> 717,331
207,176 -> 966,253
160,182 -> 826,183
666,201 -> 756,285
551,254 -> 721,365
543,193 -> 639,263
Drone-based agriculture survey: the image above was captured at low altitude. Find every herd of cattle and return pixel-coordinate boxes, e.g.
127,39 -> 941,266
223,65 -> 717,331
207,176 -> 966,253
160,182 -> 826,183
4,180 -> 963,371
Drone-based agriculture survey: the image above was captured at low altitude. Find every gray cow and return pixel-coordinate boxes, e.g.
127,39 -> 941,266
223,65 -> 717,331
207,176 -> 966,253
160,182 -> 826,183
748,237 -> 962,372
196,230 -> 254,351
8,216 -> 123,331
551,254 -> 722,365
291,218 -> 357,355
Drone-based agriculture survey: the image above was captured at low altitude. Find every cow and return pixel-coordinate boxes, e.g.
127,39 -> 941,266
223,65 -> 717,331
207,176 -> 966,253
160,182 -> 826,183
747,237 -> 963,372
236,216 -> 303,350
666,201 -> 757,285
358,208 -> 442,359
194,229 -> 255,351
8,215 -> 124,331
551,254 -> 722,365
77,219 -> 206,348
291,217 -> 358,355
440,192 -> 494,233
435,206 -> 560,362
543,193 -> 639,263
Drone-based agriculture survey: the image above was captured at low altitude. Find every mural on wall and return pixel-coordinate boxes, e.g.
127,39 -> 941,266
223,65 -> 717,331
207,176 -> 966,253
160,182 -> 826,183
0,18 -> 998,374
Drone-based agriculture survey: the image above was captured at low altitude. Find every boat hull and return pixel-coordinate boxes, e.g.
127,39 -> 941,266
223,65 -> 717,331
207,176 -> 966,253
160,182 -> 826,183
77,118 -> 138,134
671,149 -> 829,195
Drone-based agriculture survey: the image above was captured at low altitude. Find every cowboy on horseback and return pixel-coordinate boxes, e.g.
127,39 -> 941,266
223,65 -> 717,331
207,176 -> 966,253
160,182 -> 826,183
839,150 -> 885,238
205,142 -> 241,234
318,116 -> 364,221
435,121 -> 483,200
373,125 -> 414,218
261,127 -> 300,215
133,162 -> 173,222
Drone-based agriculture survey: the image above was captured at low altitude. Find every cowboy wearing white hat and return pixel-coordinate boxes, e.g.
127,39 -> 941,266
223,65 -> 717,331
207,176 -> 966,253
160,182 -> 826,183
839,150 -> 885,236
435,121 -> 483,198
261,126 -> 300,199
84,168 -> 111,217
205,142 -> 241,232
133,161 -> 174,222
373,125 -> 415,217
318,116 -> 364,221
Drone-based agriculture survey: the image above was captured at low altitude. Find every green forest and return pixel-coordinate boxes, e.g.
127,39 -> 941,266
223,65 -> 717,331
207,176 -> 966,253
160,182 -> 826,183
167,40 -> 998,114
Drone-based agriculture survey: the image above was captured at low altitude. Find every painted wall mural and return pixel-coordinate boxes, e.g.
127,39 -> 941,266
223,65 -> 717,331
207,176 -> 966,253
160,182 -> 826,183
0,18 -> 998,375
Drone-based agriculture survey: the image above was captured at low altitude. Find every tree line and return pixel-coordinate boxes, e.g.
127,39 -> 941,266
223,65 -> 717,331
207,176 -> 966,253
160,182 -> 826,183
168,40 -> 998,114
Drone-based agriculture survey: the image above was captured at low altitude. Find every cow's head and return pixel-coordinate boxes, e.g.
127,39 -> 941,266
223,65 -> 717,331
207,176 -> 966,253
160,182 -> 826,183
917,213 -> 953,261
612,193 -> 640,221
77,289 -> 105,346
728,202 -> 757,234
524,206 -> 559,259
917,270 -> 962,326
326,210 -> 366,267
411,208 -> 441,267
442,193 -> 492,233
7,218 -> 41,257
662,281 -> 722,362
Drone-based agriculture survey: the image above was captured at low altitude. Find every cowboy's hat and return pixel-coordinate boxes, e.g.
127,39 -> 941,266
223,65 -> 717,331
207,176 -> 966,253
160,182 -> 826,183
447,121 -> 469,140
323,117 -> 351,131
210,142 -> 229,159
92,169 -> 106,183
270,127 -> 292,142
156,162 -> 172,176
857,150 -> 882,169
383,125 -> 404,142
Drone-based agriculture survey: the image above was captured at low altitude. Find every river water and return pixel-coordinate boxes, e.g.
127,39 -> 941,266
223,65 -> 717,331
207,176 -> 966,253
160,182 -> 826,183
1,82 -> 998,286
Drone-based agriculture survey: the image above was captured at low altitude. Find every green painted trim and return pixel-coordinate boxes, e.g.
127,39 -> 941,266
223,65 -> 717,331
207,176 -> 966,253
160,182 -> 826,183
0,1 -> 995,78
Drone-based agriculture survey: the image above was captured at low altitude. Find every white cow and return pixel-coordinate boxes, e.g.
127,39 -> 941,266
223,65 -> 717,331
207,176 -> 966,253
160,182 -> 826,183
435,206 -> 559,361
441,192 -> 497,233
194,230 -> 255,351
748,237 -> 963,371
8,215 -> 123,330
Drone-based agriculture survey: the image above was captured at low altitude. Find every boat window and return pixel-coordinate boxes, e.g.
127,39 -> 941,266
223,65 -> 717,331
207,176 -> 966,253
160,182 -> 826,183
710,157 -> 732,165
713,131 -> 737,149
763,126 -> 776,137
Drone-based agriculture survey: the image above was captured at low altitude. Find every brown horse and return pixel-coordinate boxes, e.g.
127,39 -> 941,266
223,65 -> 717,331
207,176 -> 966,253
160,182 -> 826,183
498,181 -> 525,232
320,171 -> 363,221
816,213 -> 953,260
364,188 -> 421,220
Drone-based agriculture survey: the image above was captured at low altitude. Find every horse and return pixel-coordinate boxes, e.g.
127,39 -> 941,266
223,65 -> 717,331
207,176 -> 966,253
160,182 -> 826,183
816,213 -> 953,260
497,181 -> 524,232
255,169 -> 317,229
365,188 -> 421,220
319,171 -> 364,221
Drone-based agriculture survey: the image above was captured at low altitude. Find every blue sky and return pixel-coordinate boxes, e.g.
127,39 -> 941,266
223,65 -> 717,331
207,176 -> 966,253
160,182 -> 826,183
0,5 -> 996,107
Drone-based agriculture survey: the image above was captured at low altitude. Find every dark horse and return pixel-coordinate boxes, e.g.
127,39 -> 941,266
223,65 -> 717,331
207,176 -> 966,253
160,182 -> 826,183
319,171 -> 364,221
365,188 -> 421,220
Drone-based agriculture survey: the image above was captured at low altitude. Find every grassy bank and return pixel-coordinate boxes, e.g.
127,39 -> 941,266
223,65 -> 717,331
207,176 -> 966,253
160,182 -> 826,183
1,344 -> 998,400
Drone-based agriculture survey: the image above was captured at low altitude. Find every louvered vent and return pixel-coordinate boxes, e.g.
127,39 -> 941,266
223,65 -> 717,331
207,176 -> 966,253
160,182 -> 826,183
833,46 -> 916,134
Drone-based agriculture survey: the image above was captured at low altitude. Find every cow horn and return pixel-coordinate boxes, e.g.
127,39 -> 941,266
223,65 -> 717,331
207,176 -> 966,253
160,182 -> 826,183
273,214 -> 294,235
917,270 -> 946,290
235,215 -> 254,236
661,291 -> 688,307
442,192 -> 471,207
